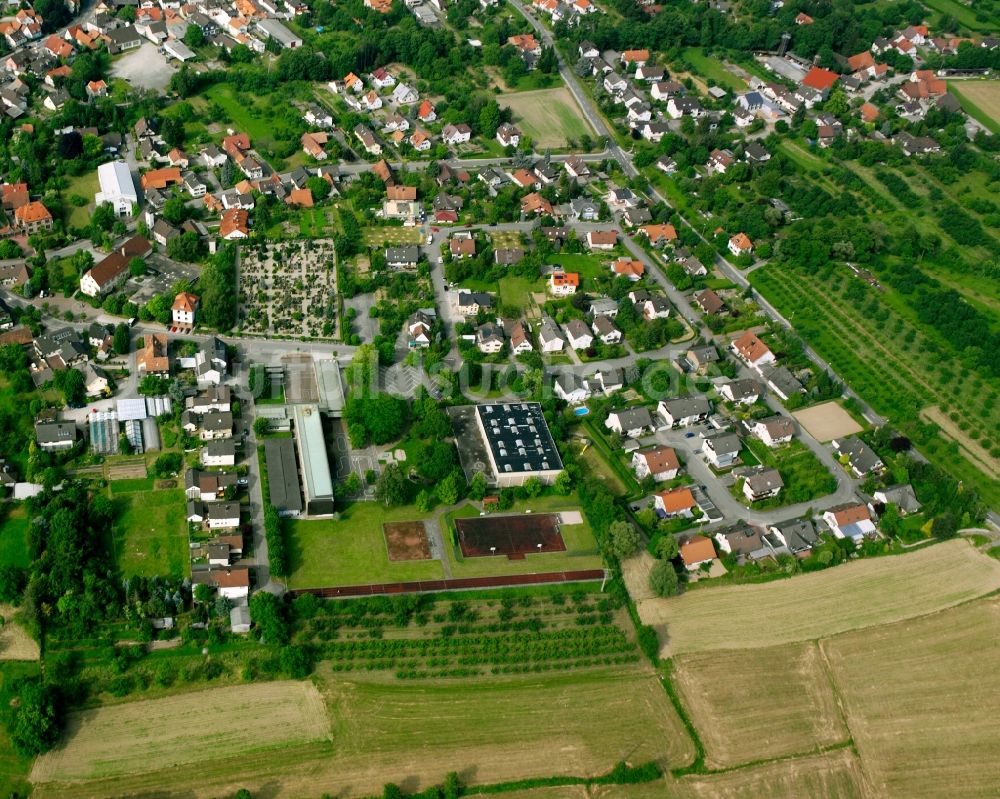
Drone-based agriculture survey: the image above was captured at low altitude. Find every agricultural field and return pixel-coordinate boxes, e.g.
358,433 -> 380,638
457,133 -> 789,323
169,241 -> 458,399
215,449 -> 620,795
672,643 -> 847,768
638,539 -> 1000,656
949,80 -> 1000,134
750,263 -> 1000,509
498,88 -> 593,148
31,681 -> 330,785
286,503 -> 445,588
109,488 -> 189,578
823,597 -> 1000,798
34,665 -> 693,799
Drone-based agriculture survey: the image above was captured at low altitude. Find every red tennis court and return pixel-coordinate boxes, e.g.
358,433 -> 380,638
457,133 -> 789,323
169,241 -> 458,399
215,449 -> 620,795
455,513 -> 566,560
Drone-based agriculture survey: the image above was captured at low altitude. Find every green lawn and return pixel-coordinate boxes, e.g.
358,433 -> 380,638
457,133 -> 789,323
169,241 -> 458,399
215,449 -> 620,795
111,489 -> 189,578
110,477 -> 156,494
64,170 -> 101,228
200,83 -> 278,146
442,494 -> 605,579
0,507 -> 30,570
286,503 -> 445,589
681,48 -> 746,93
743,438 -> 837,506
546,253 -> 609,289
499,275 -> 540,310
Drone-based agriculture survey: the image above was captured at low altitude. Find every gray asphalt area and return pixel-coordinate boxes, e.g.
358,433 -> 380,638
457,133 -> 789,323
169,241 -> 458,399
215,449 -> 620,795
112,43 -> 176,91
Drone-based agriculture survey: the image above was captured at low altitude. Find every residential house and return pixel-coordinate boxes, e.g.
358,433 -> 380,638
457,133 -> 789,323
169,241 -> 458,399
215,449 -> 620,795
609,256 -> 643,283
694,288 -> 726,316
679,535 -> 716,570
589,297 -> 619,318
586,230 -> 617,250
496,123 -> 521,148
476,322 -> 505,354
874,484 -> 922,515
752,416 -> 795,447
386,245 -> 419,269
495,247 -> 525,266
202,439 -> 237,467
639,224 -> 677,246
833,436 -> 885,477
591,367 -> 624,394
686,345 -> 718,371
743,468 -> 783,502
35,420 -> 78,451
553,372 -> 591,403
507,319 -> 532,354
767,518 -> 819,555
406,310 -> 435,349
655,487 -> 698,518
632,445 -> 679,481
702,431 -> 741,468
549,271 -> 579,296
391,83 -> 419,104
538,317 -> 565,353
455,291 -> 492,316
823,502 -> 876,543
137,333 -> 170,376
442,123 -> 472,145
605,406 -> 654,438
591,315 -> 621,345
731,330 -> 775,370
13,201 -> 52,234
172,291 -> 199,328
563,319 -> 593,350
715,524 -> 769,560
657,396 -> 711,428
728,232 -> 754,257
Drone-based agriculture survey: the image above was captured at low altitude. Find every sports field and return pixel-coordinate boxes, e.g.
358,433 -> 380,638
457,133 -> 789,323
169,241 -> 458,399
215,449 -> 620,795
110,489 -> 189,578
286,503 -> 445,588
34,665 -> 694,799
456,513 -> 565,558
639,539 -> 1000,656
824,597 -> 1000,797
498,88 -> 593,148
673,642 -> 847,768
792,401 -> 863,442
383,520 -> 432,561
31,681 -> 330,784
949,81 -> 1000,134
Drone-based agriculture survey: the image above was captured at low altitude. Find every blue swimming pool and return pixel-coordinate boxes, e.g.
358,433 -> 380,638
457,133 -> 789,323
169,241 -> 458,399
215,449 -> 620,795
573,407 -> 590,416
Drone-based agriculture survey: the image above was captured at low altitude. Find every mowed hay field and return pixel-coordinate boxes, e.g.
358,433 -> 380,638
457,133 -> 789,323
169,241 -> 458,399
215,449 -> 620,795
672,643 -> 847,768
950,80 -> 1000,133
0,605 -> 39,661
639,539 -> 1000,656
824,597 -> 1000,797
31,681 -> 330,784
34,665 -> 694,799
498,88 -> 593,148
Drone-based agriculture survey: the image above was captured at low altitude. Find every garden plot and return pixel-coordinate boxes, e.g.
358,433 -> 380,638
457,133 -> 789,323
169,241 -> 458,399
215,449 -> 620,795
239,240 -> 338,338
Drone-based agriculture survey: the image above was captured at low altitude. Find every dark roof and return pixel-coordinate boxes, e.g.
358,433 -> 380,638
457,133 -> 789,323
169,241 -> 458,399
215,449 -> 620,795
263,437 -> 303,513
476,402 -> 563,476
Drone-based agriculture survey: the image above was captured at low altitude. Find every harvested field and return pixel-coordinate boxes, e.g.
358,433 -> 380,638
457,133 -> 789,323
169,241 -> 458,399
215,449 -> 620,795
950,80 -> 1000,133
792,401 -> 862,442
34,665 -> 694,799
638,540 -> 1000,656
621,550 -> 656,601
383,521 -> 432,561
673,643 -> 847,768
498,88 -> 593,148
673,748 -> 867,799
824,597 -> 1000,798
31,681 -> 330,784
456,513 -> 565,559
0,606 -> 39,661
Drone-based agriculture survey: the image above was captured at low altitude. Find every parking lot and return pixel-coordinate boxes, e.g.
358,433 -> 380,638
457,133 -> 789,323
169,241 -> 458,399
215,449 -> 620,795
127,255 -> 201,306
238,240 -> 338,338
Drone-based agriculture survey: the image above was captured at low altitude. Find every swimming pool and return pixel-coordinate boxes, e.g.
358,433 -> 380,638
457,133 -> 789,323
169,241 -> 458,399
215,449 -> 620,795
573,407 -> 590,416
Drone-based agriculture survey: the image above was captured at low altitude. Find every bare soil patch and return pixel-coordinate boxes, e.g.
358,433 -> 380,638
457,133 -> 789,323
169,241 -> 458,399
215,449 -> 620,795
0,605 -> 39,661
792,401 -> 863,442
384,521 -> 432,561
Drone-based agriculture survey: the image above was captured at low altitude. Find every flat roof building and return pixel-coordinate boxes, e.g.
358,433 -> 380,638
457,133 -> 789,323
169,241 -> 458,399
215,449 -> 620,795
95,160 -> 137,217
292,404 -> 334,515
474,402 -> 563,487
256,18 -> 302,48
263,437 -> 303,516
